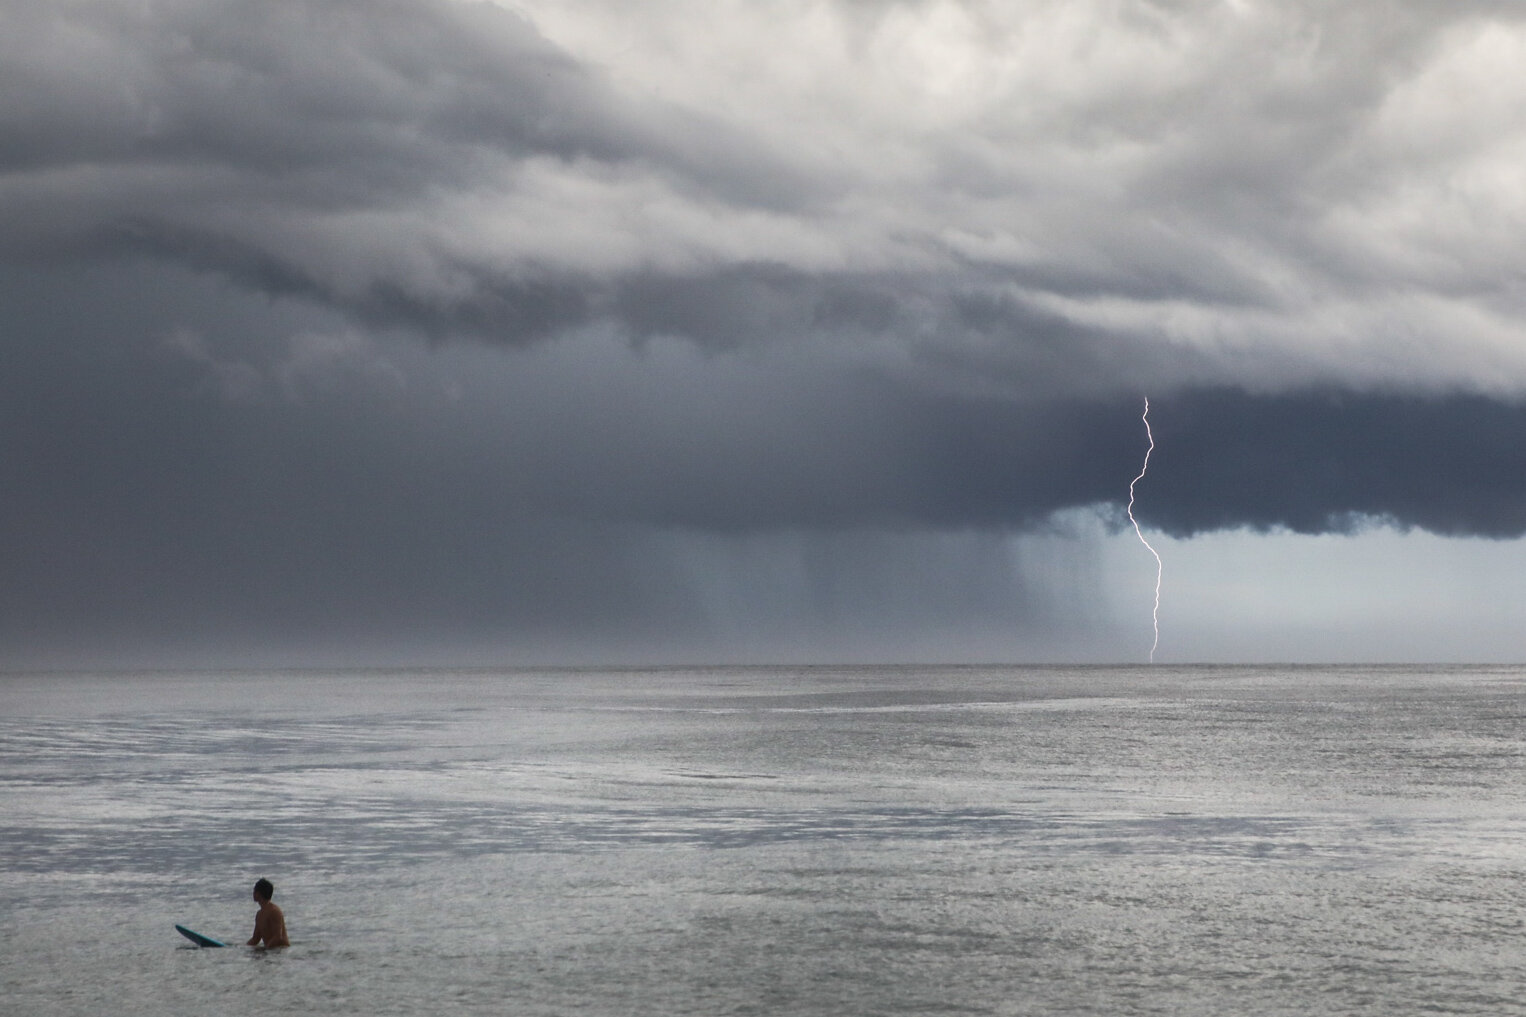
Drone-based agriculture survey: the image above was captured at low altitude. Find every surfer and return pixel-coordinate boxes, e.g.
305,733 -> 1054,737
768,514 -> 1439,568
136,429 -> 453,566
247,878 -> 290,948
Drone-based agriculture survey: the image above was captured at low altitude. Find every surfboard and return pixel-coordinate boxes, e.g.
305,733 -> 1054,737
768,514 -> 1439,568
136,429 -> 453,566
175,924 -> 227,948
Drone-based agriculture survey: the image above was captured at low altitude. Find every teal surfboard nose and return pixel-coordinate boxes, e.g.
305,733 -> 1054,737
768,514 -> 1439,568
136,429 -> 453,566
175,924 -> 227,948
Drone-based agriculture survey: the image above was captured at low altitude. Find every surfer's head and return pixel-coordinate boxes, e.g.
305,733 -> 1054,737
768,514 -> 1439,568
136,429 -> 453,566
253,878 -> 275,902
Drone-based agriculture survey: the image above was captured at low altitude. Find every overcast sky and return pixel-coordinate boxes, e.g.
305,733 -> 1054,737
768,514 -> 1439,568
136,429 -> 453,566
5,0 -> 1526,666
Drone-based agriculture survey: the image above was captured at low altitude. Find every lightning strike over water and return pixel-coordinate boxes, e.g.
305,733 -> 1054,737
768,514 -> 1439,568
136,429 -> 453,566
1127,397 -> 1163,662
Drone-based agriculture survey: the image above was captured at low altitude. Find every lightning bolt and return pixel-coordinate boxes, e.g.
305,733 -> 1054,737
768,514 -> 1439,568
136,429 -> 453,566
1127,397 -> 1163,663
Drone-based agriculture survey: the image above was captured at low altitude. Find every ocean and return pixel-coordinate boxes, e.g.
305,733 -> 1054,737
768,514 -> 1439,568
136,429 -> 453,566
2,664 -> 1524,1016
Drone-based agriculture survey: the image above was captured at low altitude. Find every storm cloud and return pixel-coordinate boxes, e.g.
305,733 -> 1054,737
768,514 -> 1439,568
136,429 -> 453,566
9,1 -> 1526,378
6,0 -> 1526,662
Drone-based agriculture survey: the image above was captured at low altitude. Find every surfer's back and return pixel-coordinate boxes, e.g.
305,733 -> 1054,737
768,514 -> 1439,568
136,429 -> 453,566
247,878 -> 290,948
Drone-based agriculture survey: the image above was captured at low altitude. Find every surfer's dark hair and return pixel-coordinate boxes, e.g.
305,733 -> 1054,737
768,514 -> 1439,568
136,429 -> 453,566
254,878 -> 274,901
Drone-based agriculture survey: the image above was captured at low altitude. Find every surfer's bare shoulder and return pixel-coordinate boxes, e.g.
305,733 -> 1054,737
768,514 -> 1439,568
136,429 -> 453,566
247,878 -> 291,948
251,901 -> 289,948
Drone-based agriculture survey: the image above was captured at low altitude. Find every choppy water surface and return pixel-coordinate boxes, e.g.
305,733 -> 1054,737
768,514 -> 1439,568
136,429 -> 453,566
3,665 -> 1524,1015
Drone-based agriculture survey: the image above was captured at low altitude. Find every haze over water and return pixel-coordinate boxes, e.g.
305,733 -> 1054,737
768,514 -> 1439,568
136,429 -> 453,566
4,664 -> 1525,1016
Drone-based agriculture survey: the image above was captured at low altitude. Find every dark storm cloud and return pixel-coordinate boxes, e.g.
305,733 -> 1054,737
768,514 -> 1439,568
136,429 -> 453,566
0,0 -> 798,195
6,259 -> 1525,567
1137,390 -> 1526,539
6,0 -> 1521,366
8,0 -> 1526,662
5,257 -> 1526,663
0,262 -> 1035,659
516,378 -> 1526,542
0,0 -> 816,338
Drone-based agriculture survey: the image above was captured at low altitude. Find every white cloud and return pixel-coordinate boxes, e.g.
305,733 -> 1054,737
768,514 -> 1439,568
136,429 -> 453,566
10,1 -> 1526,396
451,2 -> 1526,394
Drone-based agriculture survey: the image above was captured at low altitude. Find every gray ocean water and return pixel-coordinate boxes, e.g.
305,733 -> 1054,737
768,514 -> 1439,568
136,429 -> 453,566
2,664 -> 1524,1016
